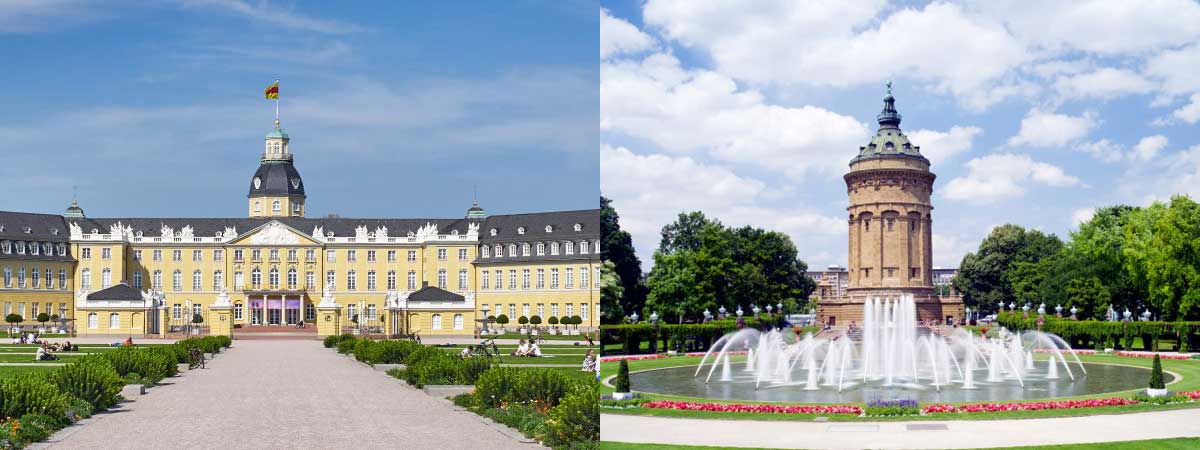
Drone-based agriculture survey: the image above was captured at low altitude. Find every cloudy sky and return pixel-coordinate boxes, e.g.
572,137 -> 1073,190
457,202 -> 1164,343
600,0 -> 1200,271
0,1 -> 598,218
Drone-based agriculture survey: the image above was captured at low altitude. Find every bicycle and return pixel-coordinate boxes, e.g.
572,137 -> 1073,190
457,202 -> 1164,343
476,337 -> 503,364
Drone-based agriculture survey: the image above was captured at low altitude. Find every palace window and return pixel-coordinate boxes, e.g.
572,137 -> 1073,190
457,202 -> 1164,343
193,250 -> 202,262
172,304 -> 181,320
551,304 -> 558,318
347,250 -> 357,262
522,304 -> 530,317
288,249 -> 297,261
367,270 -> 376,291
326,250 -> 336,263
565,268 -> 574,288
30,268 -> 39,288
272,201 -> 281,212
437,269 -> 447,289
270,249 -> 279,261
437,249 -> 447,261
101,248 -> 111,260
153,250 -> 163,261
551,242 -> 559,255
580,241 -> 589,254
251,249 -> 261,261
407,271 -> 416,290
508,244 -> 517,257
306,249 -> 315,261
254,201 -> 261,212
234,272 -> 244,290
481,271 -> 489,289
458,248 -> 468,261
407,250 -> 416,262
565,242 -> 574,255
581,304 -> 589,322
251,268 -> 262,289
80,247 -> 90,259
517,227 -> 525,235
387,271 -> 396,290
521,269 -> 530,289
153,270 -> 162,290
366,305 -> 377,322
214,270 -> 223,290
0,241 -> 8,254
57,243 -> 66,256
550,268 -> 559,289
347,304 -> 356,321
494,270 -> 503,290
521,243 -> 530,256
508,270 -> 517,290
29,243 -> 38,256
481,246 -> 490,258
536,269 -> 545,289
595,267 -> 601,287
453,314 -> 464,330
305,303 -> 315,321
44,268 -> 52,289
306,271 -> 315,289
15,268 -> 24,288
566,304 -> 573,317
367,250 -> 376,262
80,268 -> 90,290
193,304 -> 201,319
232,249 -> 242,262
494,245 -> 502,258
293,203 -> 301,214
574,223 -> 582,232
2,267 -> 10,287
536,243 -> 545,256
537,304 -> 544,318
458,269 -> 468,290
887,218 -> 895,231
214,249 -> 223,261
287,268 -> 297,290
172,270 -> 182,291
192,270 -> 202,291
347,270 -> 357,291
173,250 -> 182,262
387,250 -> 396,262
509,304 -> 516,319
88,313 -> 98,329
580,266 -> 589,288
234,303 -> 243,320
432,314 -> 442,330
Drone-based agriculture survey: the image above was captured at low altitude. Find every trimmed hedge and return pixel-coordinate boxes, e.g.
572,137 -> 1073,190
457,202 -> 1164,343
47,356 -> 123,411
601,320 -> 817,355
996,312 -> 1200,351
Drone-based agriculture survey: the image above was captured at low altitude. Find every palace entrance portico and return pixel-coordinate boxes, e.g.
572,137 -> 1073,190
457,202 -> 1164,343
243,291 -> 309,326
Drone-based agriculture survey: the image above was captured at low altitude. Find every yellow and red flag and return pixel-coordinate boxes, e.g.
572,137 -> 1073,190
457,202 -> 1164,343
264,81 -> 279,99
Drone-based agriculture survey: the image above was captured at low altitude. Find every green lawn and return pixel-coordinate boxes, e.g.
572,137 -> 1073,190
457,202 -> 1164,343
484,331 -> 595,341
599,353 -> 1200,421
599,438 -> 1200,450
0,365 -> 61,379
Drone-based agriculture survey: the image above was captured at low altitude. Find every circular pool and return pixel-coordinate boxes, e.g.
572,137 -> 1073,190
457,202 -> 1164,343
628,363 -> 1168,403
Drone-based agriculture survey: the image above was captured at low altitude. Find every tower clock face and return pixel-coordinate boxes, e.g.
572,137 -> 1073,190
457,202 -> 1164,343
253,177 -> 262,189
291,178 -> 301,189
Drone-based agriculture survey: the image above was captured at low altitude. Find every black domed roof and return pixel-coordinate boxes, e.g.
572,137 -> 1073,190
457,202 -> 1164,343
248,162 -> 305,198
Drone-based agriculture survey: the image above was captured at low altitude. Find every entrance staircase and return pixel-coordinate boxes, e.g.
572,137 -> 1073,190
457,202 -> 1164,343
233,324 -> 320,340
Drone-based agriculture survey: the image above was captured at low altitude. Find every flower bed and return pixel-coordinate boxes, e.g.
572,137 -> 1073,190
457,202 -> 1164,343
1032,349 -> 1096,355
1115,351 -> 1193,360
684,350 -> 747,357
1179,390 -> 1200,399
921,397 -> 1138,414
599,354 -> 664,363
643,400 -> 862,415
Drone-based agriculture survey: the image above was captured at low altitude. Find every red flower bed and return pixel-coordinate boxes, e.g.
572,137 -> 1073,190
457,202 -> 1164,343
1032,349 -> 1096,355
684,350 -> 748,357
643,400 -> 862,415
1115,351 -> 1191,360
921,397 -> 1138,414
599,354 -> 664,363
1179,390 -> 1200,399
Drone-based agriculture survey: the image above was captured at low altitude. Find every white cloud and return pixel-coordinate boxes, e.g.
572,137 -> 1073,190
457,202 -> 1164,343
1117,144 -> 1200,205
643,1 -> 1029,110
1172,93 -> 1200,124
943,153 -> 1081,204
0,0 -> 111,33
601,52 -> 869,178
1145,44 -> 1200,96
1053,68 -> 1154,101
600,8 -> 655,60
907,126 -> 983,166
600,145 -> 844,266
1071,207 -> 1096,226
1076,139 -> 1124,163
977,0 -> 1200,55
1131,135 -> 1169,161
181,0 -> 366,34
932,232 -> 979,268
1008,108 -> 1097,148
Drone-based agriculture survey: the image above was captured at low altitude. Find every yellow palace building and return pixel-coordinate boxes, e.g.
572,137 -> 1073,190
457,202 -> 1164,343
0,118 -> 600,337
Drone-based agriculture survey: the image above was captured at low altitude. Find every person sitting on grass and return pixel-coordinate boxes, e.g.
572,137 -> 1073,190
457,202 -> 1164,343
36,343 -> 57,361
511,339 -> 529,357
581,349 -> 596,372
528,342 -> 542,357
461,345 -> 474,359
123,336 -> 134,347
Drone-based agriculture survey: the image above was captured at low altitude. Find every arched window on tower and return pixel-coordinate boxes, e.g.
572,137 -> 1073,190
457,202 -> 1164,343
272,201 -> 281,212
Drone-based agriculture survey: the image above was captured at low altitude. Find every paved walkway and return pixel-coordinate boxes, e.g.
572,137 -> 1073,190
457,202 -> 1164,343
602,409 -> 1200,449
38,340 -> 537,450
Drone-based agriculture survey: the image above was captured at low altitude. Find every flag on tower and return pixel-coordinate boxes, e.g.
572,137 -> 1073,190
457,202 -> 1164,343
264,81 -> 279,99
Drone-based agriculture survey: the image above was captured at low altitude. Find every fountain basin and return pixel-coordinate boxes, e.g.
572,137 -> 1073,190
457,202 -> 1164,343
629,362 -> 1167,404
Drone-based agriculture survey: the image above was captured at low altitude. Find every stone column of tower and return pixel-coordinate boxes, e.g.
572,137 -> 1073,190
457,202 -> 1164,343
817,86 -> 963,325
247,119 -> 306,218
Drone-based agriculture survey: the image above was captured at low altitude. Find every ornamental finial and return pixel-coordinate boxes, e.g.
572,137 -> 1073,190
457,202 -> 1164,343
886,80 -> 892,96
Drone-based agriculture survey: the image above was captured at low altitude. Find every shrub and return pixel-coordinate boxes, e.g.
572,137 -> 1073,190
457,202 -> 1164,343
66,397 -> 94,421
323,334 -> 341,348
400,352 -> 491,388
548,316 -> 559,326
17,413 -> 60,444
530,315 -> 542,326
48,355 -> 123,411
495,314 -> 509,326
336,337 -> 358,354
5,313 -> 22,325
101,347 -> 171,383
0,375 -> 72,420
864,399 -> 920,416
480,404 -> 549,444
475,367 -> 573,410
1133,392 -> 1188,404
544,382 -> 599,447
570,315 -> 582,328
518,316 -> 529,326
614,360 -> 631,393
36,313 -> 50,325
191,313 -> 204,324
1150,354 -> 1166,389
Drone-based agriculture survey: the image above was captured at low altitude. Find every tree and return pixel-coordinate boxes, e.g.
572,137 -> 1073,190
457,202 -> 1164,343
659,211 -> 719,254
495,314 -> 509,326
548,316 -> 559,326
614,360 -> 631,392
1065,277 -> 1110,320
561,316 -> 573,328
600,260 -> 625,323
571,315 -> 582,329
5,314 -> 21,330
1150,354 -> 1165,389
955,224 -> 1063,310
601,196 -> 648,320
518,316 -> 529,326
530,315 -> 542,326
36,313 -> 50,328
1122,196 -> 1200,321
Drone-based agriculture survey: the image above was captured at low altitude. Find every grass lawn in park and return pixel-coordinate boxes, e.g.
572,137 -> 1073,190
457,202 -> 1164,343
483,331 -> 595,341
599,353 -> 1200,421
599,438 -> 1200,450
0,364 -> 61,379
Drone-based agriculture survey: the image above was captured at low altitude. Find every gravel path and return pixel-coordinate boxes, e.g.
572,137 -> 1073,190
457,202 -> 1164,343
39,340 -> 536,450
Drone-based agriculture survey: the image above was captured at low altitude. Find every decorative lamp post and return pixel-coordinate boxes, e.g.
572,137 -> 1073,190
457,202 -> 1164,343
630,312 -> 639,324
752,305 -> 761,317
998,301 -> 1004,316
766,304 -> 773,315
1009,302 -> 1016,311
1055,304 -> 1063,317
1142,309 -> 1151,322
1123,308 -> 1132,322
777,302 -> 784,315
1021,304 -> 1030,318
650,311 -> 659,325
718,306 -> 727,319
703,309 -> 712,322
1037,304 -> 1045,316
736,306 -> 744,318
1070,306 -> 1078,320
965,306 -> 971,324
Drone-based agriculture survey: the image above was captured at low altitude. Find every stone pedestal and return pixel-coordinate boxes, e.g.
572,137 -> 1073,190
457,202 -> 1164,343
209,305 -> 233,337
317,306 -> 341,337
158,307 -> 169,338
817,292 -> 964,326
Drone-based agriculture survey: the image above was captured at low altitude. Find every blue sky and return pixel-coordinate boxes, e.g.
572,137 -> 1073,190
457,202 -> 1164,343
0,1 -> 598,219
600,0 -> 1200,271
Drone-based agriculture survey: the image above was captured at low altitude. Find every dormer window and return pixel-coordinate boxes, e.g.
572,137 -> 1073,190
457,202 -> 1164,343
135,231 -> 143,237
0,241 -> 9,254
215,231 -> 223,238
50,228 -> 58,235
23,227 -> 31,234
517,227 -> 525,235
91,228 -> 98,234
15,242 -> 25,255
481,246 -> 490,258
326,231 -> 334,238
56,244 -> 65,255
30,243 -> 39,255
573,223 -> 582,232
545,225 -> 553,233
489,228 -> 497,236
